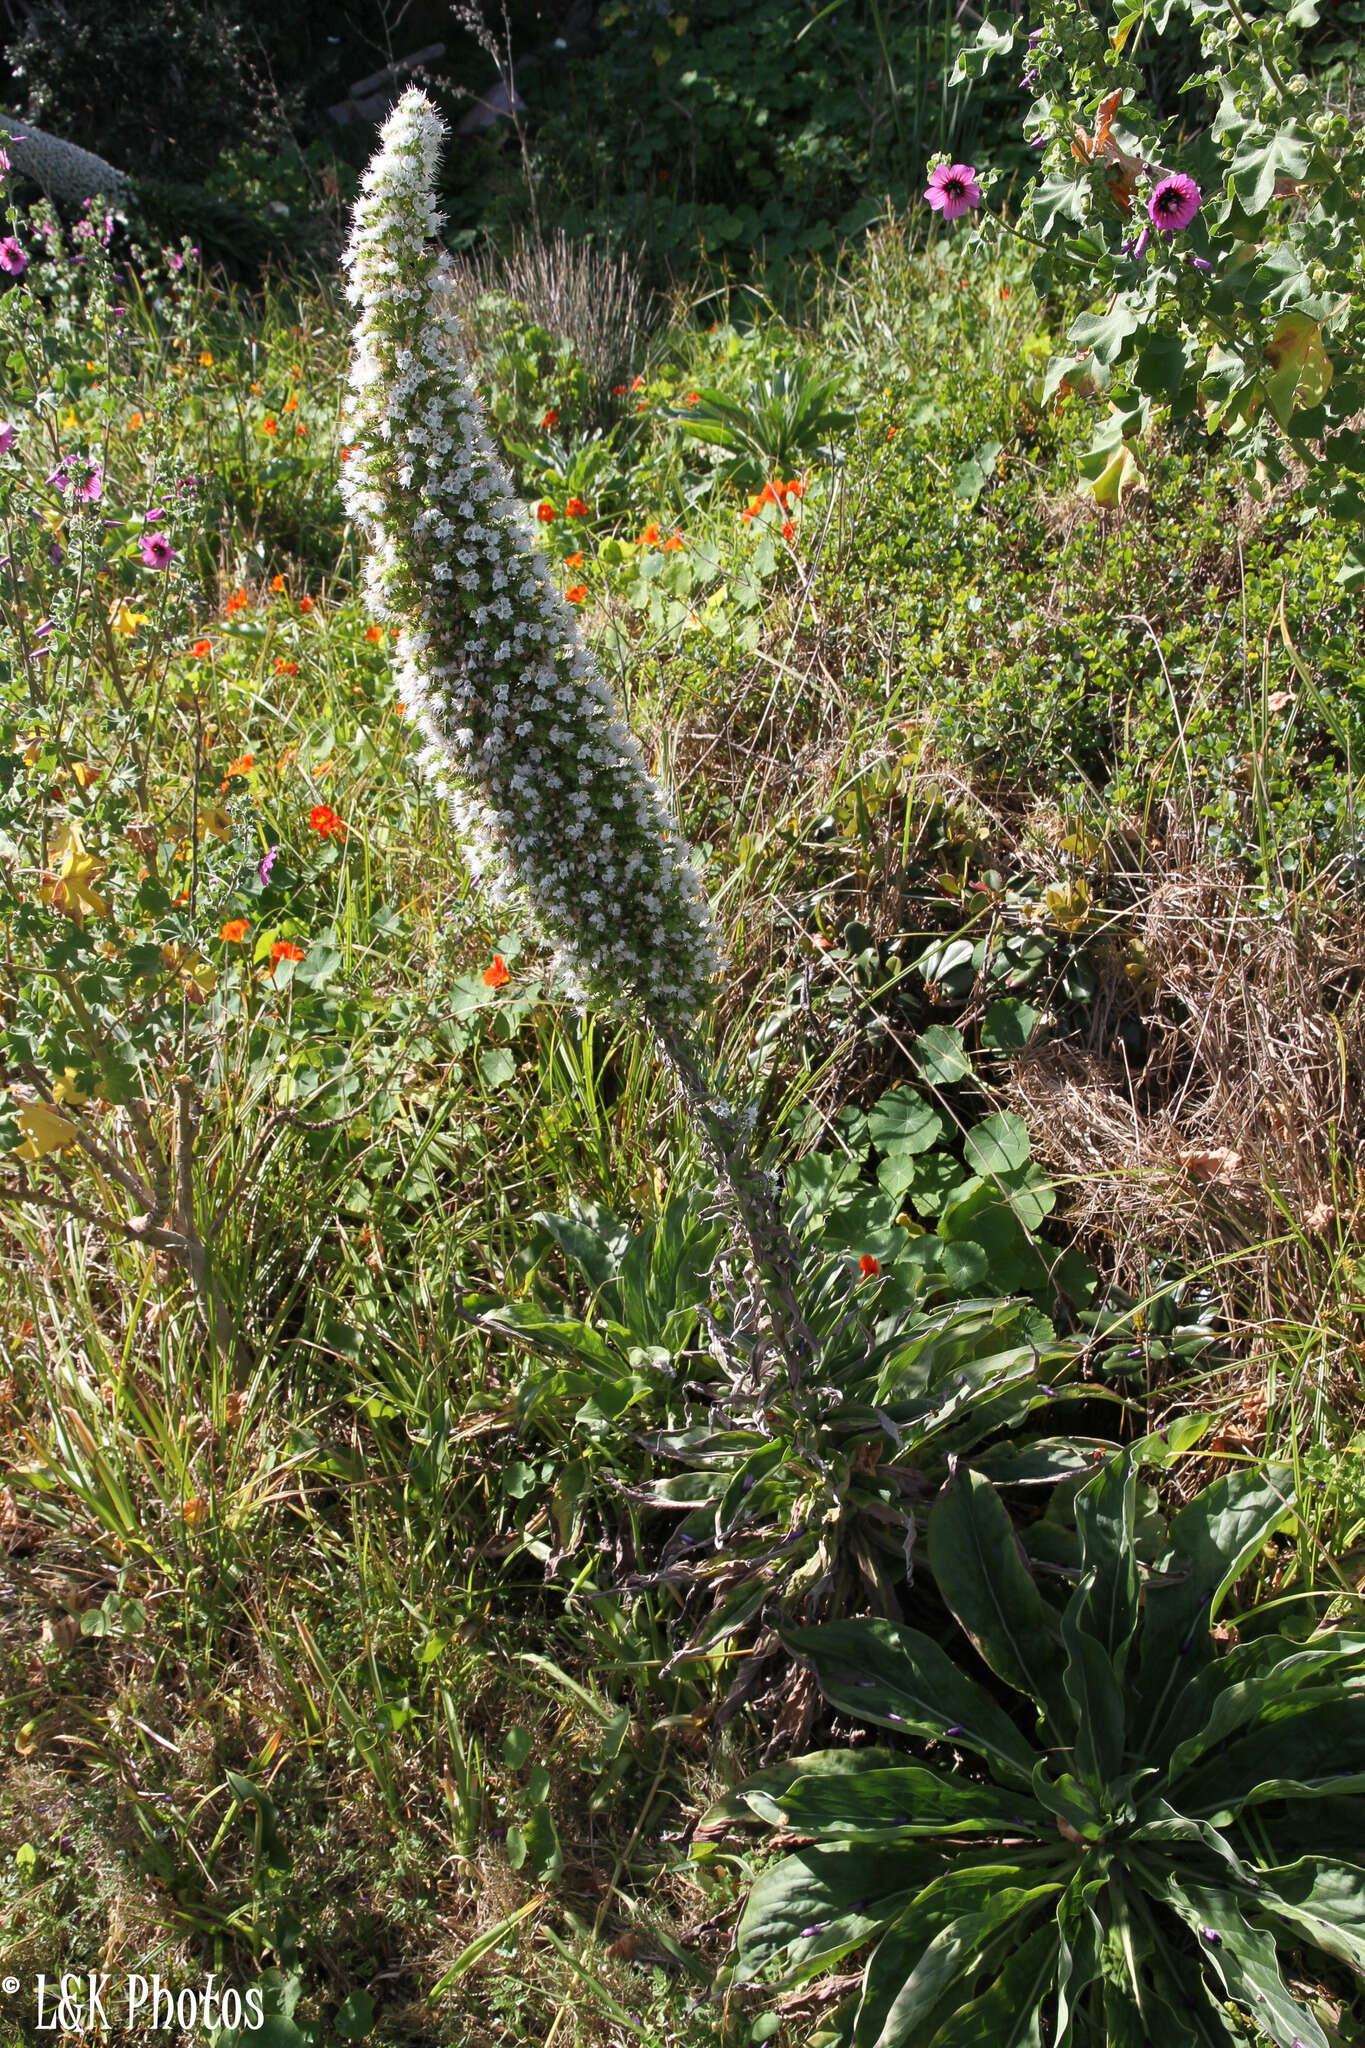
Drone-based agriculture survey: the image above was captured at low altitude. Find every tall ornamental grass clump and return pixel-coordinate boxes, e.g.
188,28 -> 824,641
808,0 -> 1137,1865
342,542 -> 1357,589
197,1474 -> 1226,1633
340,89 -> 814,1364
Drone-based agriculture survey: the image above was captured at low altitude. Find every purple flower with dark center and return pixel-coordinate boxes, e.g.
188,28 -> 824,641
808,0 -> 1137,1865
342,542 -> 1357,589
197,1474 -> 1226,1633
0,421 -> 15,455
925,162 -> 982,222
0,236 -> 27,276
164,247 -> 185,273
77,463 -> 103,504
47,460 -> 72,492
259,844 -> 279,885
140,531 -> 175,570
1148,173 -> 1200,233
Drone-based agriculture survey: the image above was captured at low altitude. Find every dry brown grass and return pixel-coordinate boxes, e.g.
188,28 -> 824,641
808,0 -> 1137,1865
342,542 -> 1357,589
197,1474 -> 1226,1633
1006,807 -> 1365,1349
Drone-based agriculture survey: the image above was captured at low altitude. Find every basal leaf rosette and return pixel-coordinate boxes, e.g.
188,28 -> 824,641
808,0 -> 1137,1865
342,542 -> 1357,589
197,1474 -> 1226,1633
340,89 -> 720,1026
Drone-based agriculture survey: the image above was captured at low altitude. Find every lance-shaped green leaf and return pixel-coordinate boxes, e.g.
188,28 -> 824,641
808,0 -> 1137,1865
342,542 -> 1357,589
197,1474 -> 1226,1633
920,1922 -> 1056,2048
1256,1855 -> 1365,1974
926,1469 -> 1071,1736
734,1840 -> 947,1983
1135,1468 -> 1297,1738
855,1884 -> 1060,2048
1153,1875 -> 1329,2048
1053,1872 -> 1105,2048
1061,1599 -> 1126,1786
1179,1695 -> 1365,1818
1152,1629 -> 1365,1769
698,1746 -> 903,1837
783,1618 -> 1040,1791
763,1764 -> 1046,1841
1069,1451 -> 1139,1667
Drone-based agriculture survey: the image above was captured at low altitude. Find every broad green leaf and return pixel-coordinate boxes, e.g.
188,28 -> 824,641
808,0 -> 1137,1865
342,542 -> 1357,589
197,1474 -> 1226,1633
868,1087 -> 950,1157
767,1764 -> 1045,1840
784,1618 -> 1039,1790
922,1923 -> 1055,2047
1258,1855 -> 1365,1973
1068,303 -> 1141,367
963,1112 -> 1030,1177
734,1841 -> 945,1983
911,1025 -> 970,1086
1264,312 -> 1333,429
857,1885 -> 1059,2048
1179,1695 -> 1365,1818
1163,1642 -> 1365,1782
980,999 -> 1041,1051
926,1470 -> 1070,1735
1054,1873 -> 1105,2048
1157,1876 -> 1328,2048
701,1747 -> 904,1836
1226,128 -> 1312,218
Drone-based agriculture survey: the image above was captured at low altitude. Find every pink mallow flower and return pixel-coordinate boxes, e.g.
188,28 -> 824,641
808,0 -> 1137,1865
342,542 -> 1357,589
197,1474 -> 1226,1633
0,236 -> 27,276
1148,174 -> 1200,233
77,463 -> 103,503
0,422 -> 16,455
140,531 -> 175,570
924,163 -> 981,222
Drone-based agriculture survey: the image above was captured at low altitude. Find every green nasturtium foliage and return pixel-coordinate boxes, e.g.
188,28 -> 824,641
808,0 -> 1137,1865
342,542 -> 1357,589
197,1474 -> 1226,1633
959,0 -> 1365,583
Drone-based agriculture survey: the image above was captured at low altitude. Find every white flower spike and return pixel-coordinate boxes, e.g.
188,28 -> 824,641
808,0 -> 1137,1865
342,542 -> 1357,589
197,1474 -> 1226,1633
340,88 -> 720,1027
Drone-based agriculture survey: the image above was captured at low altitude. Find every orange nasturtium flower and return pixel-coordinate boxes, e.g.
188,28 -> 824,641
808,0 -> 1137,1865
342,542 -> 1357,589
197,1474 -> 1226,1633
225,753 -> 255,779
270,940 -> 306,967
283,394 -> 298,414
482,955 -> 511,990
127,411 -> 143,431
564,551 -> 584,568
274,658 -> 299,677
191,638 -> 212,658
638,522 -> 660,545
339,445 -> 354,460
270,573 -> 287,592
309,804 -> 346,841
298,595 -> 315,614
365,625 -> 383,643
262,417 -> 278,435
536,501 -> 557,523
198,351 -> 214,369
541,407 -> 560,428
226,587 -> 248,615
565,497 -> 589,517
565,584 -> 587,604
220,918 -> 250,943
859,1254 -> 880,1280
662,533 -> 684,551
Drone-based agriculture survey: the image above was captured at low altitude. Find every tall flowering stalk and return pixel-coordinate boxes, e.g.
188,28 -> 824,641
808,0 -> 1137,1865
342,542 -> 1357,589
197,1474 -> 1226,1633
342,90 -> 813,1368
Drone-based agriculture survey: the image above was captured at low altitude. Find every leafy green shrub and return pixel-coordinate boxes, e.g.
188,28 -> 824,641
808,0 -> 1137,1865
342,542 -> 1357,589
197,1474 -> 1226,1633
703,1454 -> 1365,2047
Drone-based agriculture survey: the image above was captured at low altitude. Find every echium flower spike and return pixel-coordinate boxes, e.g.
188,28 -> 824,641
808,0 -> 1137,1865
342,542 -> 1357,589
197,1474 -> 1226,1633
339,89 -> 721,1029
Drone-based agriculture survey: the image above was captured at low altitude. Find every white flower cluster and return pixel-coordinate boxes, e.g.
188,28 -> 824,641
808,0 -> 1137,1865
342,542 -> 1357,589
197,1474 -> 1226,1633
340,89 -> 721,1026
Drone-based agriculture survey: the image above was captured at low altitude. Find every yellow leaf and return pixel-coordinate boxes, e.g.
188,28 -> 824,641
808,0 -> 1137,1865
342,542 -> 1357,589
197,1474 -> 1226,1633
72,761 -> 100,790
1043,877 -> 1091,931
110,601 -> 149,639
1079,440 -> 1143,506
196,806 -> 232,842
51,1067 -> 90,1107
13,1098 -> 79,1160
39,821 -> 109,926
1264,312 -> 1333,429
1109,12 -> 1140,54
160,943 -> 218,1003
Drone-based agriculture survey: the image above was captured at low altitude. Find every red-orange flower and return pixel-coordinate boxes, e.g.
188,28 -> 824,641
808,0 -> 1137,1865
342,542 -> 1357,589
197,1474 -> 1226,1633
270,573 -> 287,592
565,551 -> 584,568
274,658 -> 299,676
191,638 -> 212,657
309,804 -> 346,841
611,383 -> 627,397
638,522 -> 660,545
565,496 -> 590,517
339,445 -> 354,460
541,407 -> 560,428
226,587 -> 248,615
283,394 -> 298,414
565,584 -> 587,604
365,625 -> 383,643
225,753 -> 255,778
262,417 -> 278,435
298,595 -> 315,614
685,391 -> 700,405
270,940 -> 305,967
859,1254 -> 880,1280
782,520 -> 795,540
662,533 -> 683,551
220,918 -> 249,943
630,374 -> 645,391
482,954 -> 511,989
536,501 -> 557,523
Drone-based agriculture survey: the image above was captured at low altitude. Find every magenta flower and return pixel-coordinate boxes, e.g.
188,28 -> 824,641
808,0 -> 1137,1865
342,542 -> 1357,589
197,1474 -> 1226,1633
0,422 -> 16,456
1148,174 -> 1200,233
0,236 -> 27,277
46,460 -> 71,492
140,531 -> 175,570
259,844 -> 279,885
77,463 -> 103,504
925,162 -> 982,222
0,149 -> 9,176
143,506 -> 167,525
